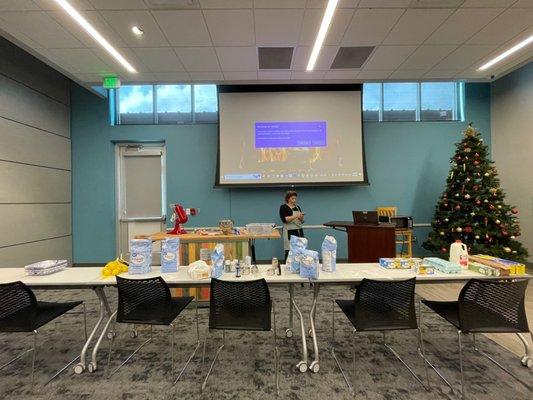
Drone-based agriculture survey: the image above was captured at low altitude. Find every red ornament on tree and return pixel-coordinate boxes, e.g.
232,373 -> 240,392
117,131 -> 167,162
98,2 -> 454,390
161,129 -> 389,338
511,207 -> 518,214
441,247 -> 447,253
455,205 -> 461,210
464,226 -> 473,233
473,160 -> 480,166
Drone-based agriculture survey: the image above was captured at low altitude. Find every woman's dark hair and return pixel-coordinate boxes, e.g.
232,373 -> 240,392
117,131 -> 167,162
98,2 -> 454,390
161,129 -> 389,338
285,190 -> 298,202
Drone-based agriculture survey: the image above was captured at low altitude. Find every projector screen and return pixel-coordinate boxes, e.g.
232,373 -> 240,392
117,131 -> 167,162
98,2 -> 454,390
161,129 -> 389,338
216,84 -> 367,187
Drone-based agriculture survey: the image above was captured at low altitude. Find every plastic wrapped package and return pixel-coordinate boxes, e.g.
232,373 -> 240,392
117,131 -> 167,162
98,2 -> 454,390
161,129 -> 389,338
161,237 -> 179,273
299,249 -> 319,280
210,243 -> 225,279
129,239 -> 152,274
321,235 -> 337,272
188,260 -> 211,280
288,235 -> 308,273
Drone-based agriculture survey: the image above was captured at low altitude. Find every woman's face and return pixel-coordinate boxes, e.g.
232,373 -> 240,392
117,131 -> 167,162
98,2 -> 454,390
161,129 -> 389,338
288,195 -> 297,206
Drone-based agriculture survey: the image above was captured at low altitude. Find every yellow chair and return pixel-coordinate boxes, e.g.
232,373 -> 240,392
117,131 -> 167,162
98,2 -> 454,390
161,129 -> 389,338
376,207 -> 412,258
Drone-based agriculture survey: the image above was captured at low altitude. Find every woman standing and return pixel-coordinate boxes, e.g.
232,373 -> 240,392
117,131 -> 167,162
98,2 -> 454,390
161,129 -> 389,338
279,190 -> 305,261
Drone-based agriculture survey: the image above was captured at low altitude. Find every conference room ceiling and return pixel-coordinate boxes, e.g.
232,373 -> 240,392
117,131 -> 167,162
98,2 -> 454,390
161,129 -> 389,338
0,0 -> 532,87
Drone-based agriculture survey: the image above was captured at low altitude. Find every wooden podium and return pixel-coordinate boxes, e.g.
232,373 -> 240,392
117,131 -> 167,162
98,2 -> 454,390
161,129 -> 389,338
324,221 -> 396,263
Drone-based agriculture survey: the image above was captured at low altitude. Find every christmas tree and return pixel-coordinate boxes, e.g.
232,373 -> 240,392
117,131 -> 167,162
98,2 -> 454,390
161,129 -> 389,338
423,124 -> 528,261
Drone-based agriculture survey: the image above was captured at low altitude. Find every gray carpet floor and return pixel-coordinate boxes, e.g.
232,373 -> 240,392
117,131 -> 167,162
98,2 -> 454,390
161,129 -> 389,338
0,285 -> 531,400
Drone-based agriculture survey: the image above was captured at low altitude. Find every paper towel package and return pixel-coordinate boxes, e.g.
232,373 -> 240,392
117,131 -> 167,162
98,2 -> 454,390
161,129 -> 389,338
210,243 -> 225,279
299,249 -> 319,280
129,239 -> 152,274
321,235 -> 337,272
161,237 -> 179,273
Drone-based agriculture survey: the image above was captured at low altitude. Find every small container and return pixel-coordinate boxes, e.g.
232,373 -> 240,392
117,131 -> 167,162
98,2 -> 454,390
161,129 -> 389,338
449,240 -> 469,268
245,255 -> 252,266
242,261 -> 250,275
224,260 -> 231,273
235,261 -> 241,278
251,263 -> 259,275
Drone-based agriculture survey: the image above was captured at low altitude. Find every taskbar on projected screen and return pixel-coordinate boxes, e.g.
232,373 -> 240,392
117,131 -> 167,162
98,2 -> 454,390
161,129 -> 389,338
221,172 -> 365,184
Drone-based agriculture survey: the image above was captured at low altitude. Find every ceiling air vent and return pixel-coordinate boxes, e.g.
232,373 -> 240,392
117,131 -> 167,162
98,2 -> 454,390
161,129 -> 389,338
258,47 -> 294,70
330,47 -> 374,69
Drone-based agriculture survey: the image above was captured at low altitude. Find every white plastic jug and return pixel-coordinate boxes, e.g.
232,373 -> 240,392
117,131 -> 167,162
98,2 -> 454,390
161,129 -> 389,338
449,240 -> 468,268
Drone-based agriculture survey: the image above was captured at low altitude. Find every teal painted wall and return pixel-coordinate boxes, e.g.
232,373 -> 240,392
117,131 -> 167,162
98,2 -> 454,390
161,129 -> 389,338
71,83 -> 491,263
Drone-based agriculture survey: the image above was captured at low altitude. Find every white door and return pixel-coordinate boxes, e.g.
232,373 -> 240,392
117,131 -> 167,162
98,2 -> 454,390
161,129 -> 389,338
116,143 -> 166,264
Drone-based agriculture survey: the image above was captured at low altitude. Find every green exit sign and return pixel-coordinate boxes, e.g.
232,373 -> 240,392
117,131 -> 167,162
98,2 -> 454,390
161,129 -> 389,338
103,76 -> 121,89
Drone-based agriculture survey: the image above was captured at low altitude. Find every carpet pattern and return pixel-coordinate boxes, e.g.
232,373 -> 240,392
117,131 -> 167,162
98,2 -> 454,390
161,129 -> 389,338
0,285 -> 531,400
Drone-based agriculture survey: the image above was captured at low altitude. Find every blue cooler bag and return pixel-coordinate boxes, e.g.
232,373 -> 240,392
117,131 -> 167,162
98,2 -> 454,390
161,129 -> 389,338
129,239 -> 152,274
161,237 -> 179,273
210,243 -> 225,279
299,249 -> 319,280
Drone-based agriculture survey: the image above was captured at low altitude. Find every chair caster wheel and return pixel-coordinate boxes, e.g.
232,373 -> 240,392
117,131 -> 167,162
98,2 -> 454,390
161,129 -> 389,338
74,363 -> 85,374
88,362 -> 97,373
521,356 -> 533,368
296,361 -> 308,373
308,329 -> 313,337
285,329 -> 293,338
107,331 -> 116,340
130,330 -> 138,338
309,361 -> 320,373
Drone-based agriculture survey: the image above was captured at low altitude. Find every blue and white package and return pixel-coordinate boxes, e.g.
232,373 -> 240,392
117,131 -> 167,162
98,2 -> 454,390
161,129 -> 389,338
299,249 -> 319,280
129,239 -> 152,274
161,237 -> 179,273
210,243 -> 225,279
321,235 -> 337,272
288,235 -> 308,273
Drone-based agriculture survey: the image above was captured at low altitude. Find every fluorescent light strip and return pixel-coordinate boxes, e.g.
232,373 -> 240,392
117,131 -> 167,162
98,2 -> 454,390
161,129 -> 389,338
54,0 -> 136,73
306,0 -> 338,71
478,35 -> 533,71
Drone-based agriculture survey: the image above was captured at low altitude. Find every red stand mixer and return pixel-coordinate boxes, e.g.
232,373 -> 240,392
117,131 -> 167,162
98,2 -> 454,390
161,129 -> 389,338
169,203 -> 188,235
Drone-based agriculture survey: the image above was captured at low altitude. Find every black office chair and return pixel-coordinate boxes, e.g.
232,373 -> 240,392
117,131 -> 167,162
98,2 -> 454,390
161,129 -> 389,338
331,278 -> 430,393
420,278 -> 531,399
201,278 -> 279,393
105,276 -> 200,384
0,281 -> 86,390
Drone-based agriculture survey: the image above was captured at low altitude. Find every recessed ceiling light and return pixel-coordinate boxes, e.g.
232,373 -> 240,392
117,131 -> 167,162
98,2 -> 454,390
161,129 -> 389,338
478,35 -> 533,71
306,0 -> 338,71
54,0 -> 136,73
132,26 -> 144,36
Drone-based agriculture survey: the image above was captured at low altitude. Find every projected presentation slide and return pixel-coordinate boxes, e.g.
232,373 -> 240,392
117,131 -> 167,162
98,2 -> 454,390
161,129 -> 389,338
218,87 -> 365,186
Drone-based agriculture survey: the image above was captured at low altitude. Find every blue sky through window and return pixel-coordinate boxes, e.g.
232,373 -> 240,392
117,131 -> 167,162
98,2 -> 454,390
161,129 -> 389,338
119,85 -> 153,114
421,82 -> 455,110
156,85 -> 191,113
383,83 -> 417,111
194,85 -> 218,113
363,83 -> 380,111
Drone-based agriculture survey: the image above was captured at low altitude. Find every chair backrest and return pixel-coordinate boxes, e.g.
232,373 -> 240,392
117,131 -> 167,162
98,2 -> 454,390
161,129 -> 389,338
116,276 -> 172,323
209,278 -> 271,331
354,278 -> 417,331
376,207 -> 398,217
0,281 -> 38,320
458,279 -> 529,333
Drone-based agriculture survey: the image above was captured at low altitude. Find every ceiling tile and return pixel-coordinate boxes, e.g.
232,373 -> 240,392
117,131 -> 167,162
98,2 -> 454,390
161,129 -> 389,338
42,48 -> 113,73
433,44 -> 497,70
204,9 -> 254,46
363,45 -> 416,70
258,71 -> 291,79
291,70 -> 326,79
358,0 -> 410,7
152,72 -> 191,82
512,0 -> 533,7
72,72 -> 106,83
151,10 -> 211,46
324,70 -> 360,79
48,10 -> 127,48
189,71 -> 223,81
223,71 -> 258,80
307,0 -> 360,7
131,47 -> 185,72
254,9 -> 305,46
341,8 -> 404,46
0,0 -> 39,11
92,46 -> 151,72
121,72 -> 156,82
35,0 -> 94,10
388,70 -> 426,79
216,46 -> 257,71
425,8 -> 504,44
298,8 -> 354,46
423,69 -> 461,79
0,11 -> 83,48
455,68 -> 491,79
200,0 -> 253,8
292,45 -> 339,70
0,15 -> 42,48
357,70 -> 393,79
383,9 -> 454,45
174,47 -> 220,72
87,0 -> 147,9
461,0 -> 515,7
254,0 -> 306,8
398,45 -> 457,70
100,10 -> 169,47
467,8 -> 533,45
